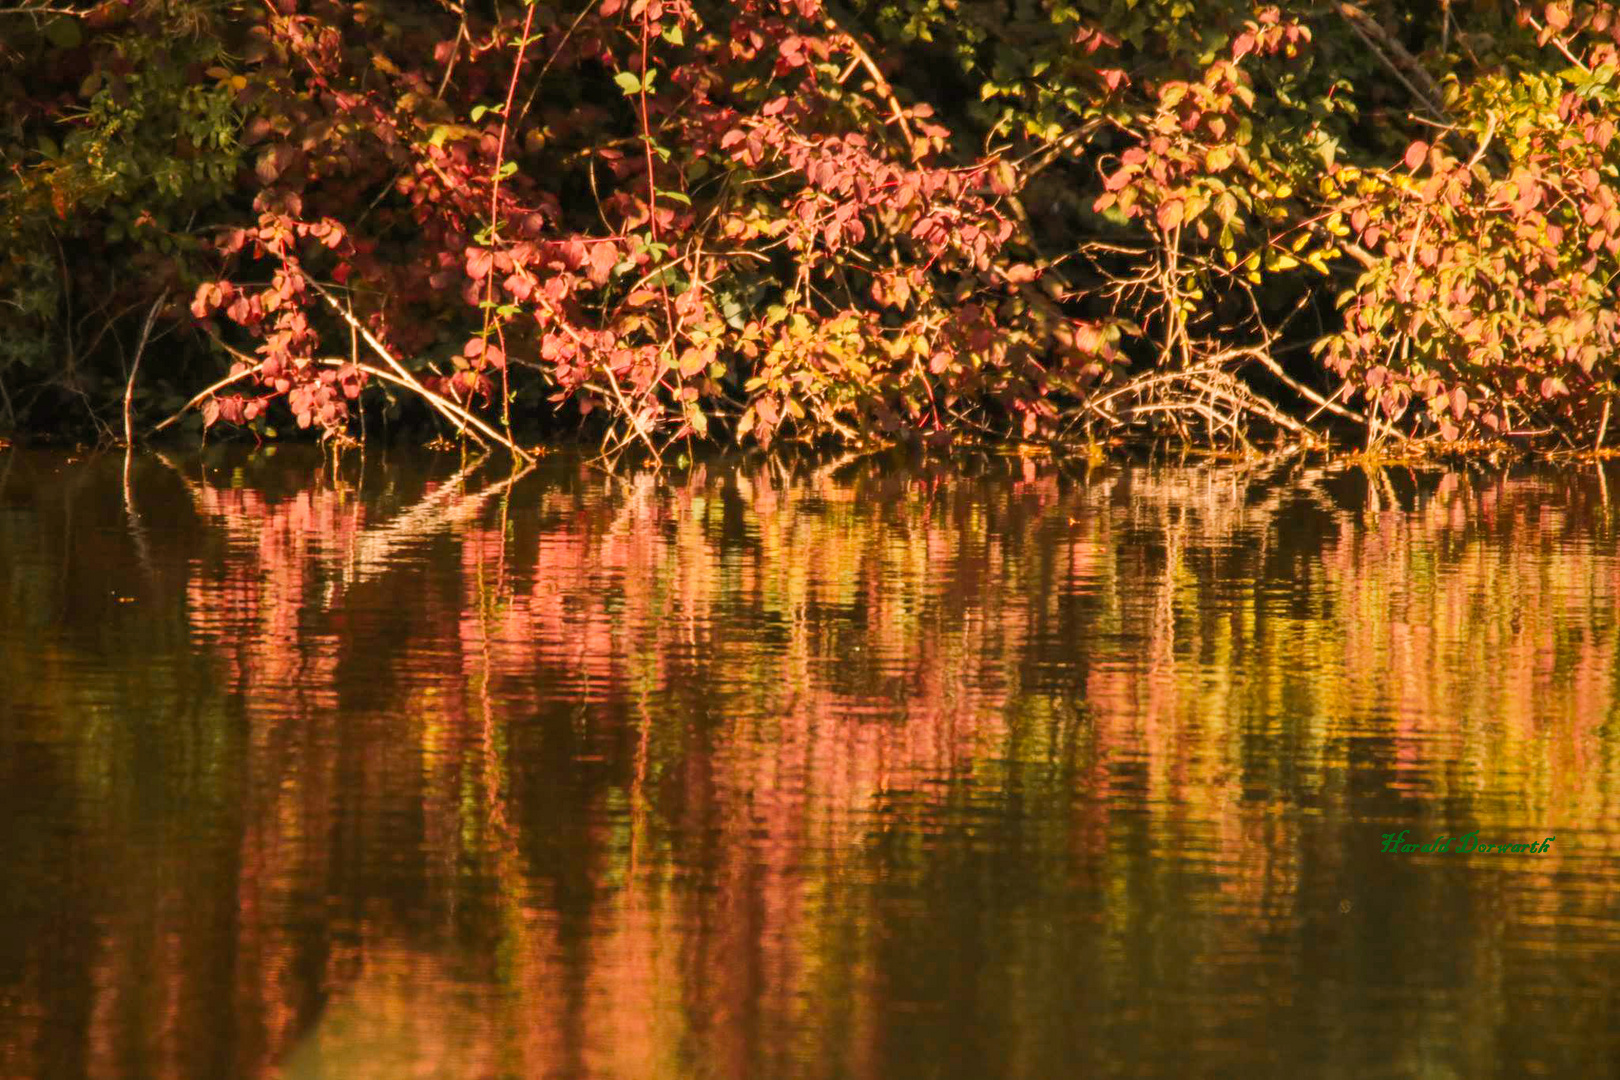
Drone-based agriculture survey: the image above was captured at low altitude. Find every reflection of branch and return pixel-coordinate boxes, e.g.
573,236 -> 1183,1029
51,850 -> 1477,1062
155,442 -> 535,599
122,447 -> 159,587
330,459 -> 533,594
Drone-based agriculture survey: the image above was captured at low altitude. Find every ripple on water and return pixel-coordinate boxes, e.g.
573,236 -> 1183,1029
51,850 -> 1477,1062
0,449 -> 1617,1079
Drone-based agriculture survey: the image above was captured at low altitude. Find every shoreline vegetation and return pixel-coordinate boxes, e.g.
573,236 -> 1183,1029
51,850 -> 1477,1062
3,1 -> 1620,466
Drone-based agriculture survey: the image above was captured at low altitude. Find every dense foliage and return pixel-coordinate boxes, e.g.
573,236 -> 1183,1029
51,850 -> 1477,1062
2,0 -> 1619,453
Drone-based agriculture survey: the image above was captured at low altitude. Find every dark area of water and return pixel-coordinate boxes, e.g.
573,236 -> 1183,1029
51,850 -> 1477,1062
1,445 -> 1617,1079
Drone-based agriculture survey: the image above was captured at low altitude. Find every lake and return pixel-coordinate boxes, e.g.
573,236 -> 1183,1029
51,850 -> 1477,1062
1,445 -> 1617,1079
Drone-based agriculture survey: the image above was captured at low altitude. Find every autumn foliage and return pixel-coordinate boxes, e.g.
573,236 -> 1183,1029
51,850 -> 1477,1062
2,0 -> 1619,452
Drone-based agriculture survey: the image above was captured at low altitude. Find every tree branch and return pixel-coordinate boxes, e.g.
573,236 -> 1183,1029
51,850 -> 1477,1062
304,277 -> 534,463
122,292 -> 167,446
1334,2 -> 1449,120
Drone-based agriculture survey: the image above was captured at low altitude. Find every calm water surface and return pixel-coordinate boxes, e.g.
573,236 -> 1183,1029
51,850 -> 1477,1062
1,446 -> 1618,1079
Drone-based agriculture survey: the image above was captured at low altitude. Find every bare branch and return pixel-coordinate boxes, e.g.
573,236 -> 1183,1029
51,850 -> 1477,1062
122,292 -> 167,446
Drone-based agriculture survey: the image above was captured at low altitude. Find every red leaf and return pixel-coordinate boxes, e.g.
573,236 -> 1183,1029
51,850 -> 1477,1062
1156,199 -> 1184,232
1404,141 -> 1429,170
587,242 -> 617,286
1232,30 -> 1255,60
190,282 -> 220,319
466,248 -> 494,280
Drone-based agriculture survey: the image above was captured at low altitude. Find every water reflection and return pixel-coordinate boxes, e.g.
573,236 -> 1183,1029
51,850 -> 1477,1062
1,447 -> 1618,1079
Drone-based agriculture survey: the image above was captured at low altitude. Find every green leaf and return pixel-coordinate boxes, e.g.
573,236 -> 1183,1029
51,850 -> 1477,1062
44,17 -> 82,49
429,125 -> 481,147
662,25 -> 684,45
657,188 -> 692,205
614,72 -> 643,95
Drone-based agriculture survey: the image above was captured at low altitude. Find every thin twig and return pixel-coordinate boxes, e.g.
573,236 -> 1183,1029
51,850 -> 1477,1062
821,7 -> 916,150
122,292 -> 167,447
151,355 -> 265,433
1334,2 -> 1449,119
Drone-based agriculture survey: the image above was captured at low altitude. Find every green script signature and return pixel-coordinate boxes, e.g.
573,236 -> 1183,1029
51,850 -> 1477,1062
1380,831 -> 1555,854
